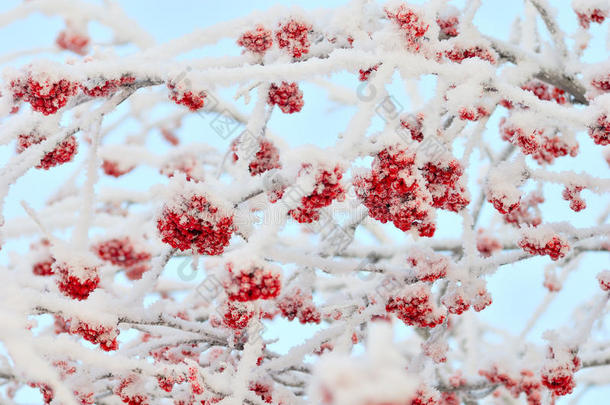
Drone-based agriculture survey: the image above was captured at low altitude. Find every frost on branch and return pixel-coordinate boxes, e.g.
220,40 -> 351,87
1,1 -> 610,404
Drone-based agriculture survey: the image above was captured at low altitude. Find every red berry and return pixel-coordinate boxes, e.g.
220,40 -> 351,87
289,165 -> 344,223
81,76 -> 135,98
238,25 -> 273,54
589,114 -> 610,146
386,283 -> 446,328
54,262 -> 100,300
231,137 -> 281,176
518,232 -> 570,261
597,270 -> 610,291
386,5 -> 429,51
275,19 -> 311,58
354,146 -> 436,237
56,29 -> 90,55
277,288 -> 321,324
11,74 -> 79,115
224,262 -> 281,302
94,237 -> 151,267
157,194 -> 234,255
17,133 -> 78,169
268,82 -> 304,114
168,83 -> 206,111
102,160 -> 134,177
69,318 -> 119,351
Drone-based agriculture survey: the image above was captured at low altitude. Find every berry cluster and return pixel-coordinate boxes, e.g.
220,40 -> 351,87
518,233 -> 570,261
576,8 -> 607,29
54,262 -> 100,300
237,25 -> 273,54
476,230 -> 502,257
437,15 -> 459,38
224,262 -> 281,302
222,301 -> 255,330
540,347 -> 581,397
231,137 -> 281,176
30,239 -> 55,276
56,29 -> 90,55
69,319 -> 119,351
358,64 -> 380,81
102,160 -> 134,177
406,248 -> 450,282
354,146 -> 436,237
443,45 -> 496,64
399,112 -> 424,142
458,106 -> 489,121
504,191 -> 543,227
420,158 -> 470,213
168,83 -> 206,111
250,381 -> 273,404
562,185 -> 586,212
588,114 -> 610,145
386,283 -> 446,328
479,366 -> 542,405
157,194 -> 234,255
277,287 -> 321,324
471,284 -> 493,312
288,165 -> 344,223
115,375 -> 148,405
591,74 -> 610,93
268,81 -> 304,114
441,286 -> 470,315
157,372 -> 186,393
275,19 -> 311,58
160,154 -> 202,182
597,270 -> 610,291
81,76 -> 136,98
522,80 -> 567,105
11,74 -> 79,115
385,5 -> 429,50
94,237 -> 151,268
29,382 -> 54,404
17,133 -> 78,170
499,119 -> 544,155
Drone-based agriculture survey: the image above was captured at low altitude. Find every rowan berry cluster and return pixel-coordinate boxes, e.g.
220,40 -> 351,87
277,287 -> 321,324
69,319 -> 119,351
275,19 -> 311,58
237,25 -> 273,54
115,375 -> 148,405
157,194 -> 234,255
231,137 -> 281,176
385,283 -> 446,328
479,366 -> 543,405
224,262 -> 281,302
167,83 -> 206,111
518,233 -> 570,261
288,165 -> 344,223
94,237 -> 151,273
354,146 -> 436,237
17,133 -> 78,169
268,81 -> 304,114
562,185 -> 587,212
576,7 -> 607,28
540,346 -> 581,397
385,5 -> 429,50
588,114 -> 610,145
102,160 -> 134,177
11,73 -> 79,115
54,262 -> 100,300
81,76 -> 136,98
56,29 -> 90,55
